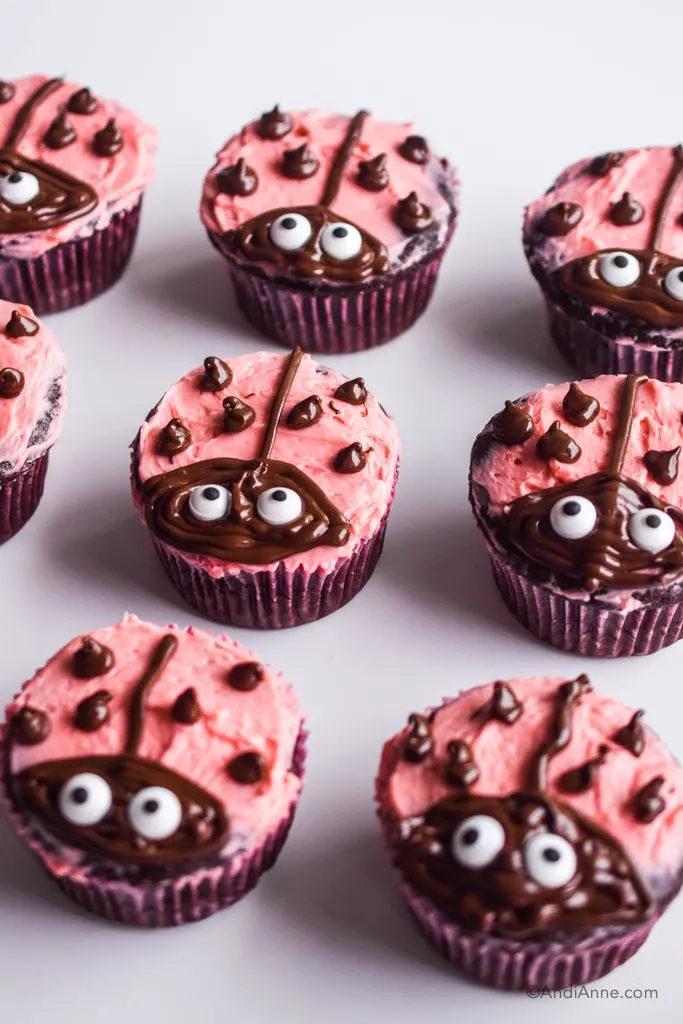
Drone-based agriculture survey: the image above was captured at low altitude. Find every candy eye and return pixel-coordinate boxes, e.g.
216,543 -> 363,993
188,484 -> 231,522
451,814 -> 506,869
270,212 -> 312,251
664,266 -> 683,301
524,833 -> 577,888
256,486 -> 303,526
549,495 -> 598,539
598,251 -> 640,288
128,786 -> 182,841
58,773 -> 112,827
0,170 -> 40,205
629,508 -> 676,553
320,222 -> 363,261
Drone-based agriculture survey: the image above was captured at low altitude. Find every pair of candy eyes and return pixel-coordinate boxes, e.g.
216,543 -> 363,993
59,774 -> 183,842
550,496 -> 676,553
269,213 -> 363,260
0,171 -> 40,205
599,251 -> 683,299
188,484 -> 303,527
451,815 -> 577,888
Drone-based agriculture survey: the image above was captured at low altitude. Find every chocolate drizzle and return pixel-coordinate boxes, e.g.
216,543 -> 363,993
399,135 -> 429,164
286,395 -> 323,429
445,740 -> 479,788
334,377 -> 367,405
542,201 -> 583,236
403,714 -> 433,763
320,110 -> 368,207
4,77 -> 62,149
536,421 -> 581,463
492,401 -> 533,446
93,118 -> 123,157
395,191 -> 432,233
43,107 -> 76,149
227,752 -> 265,785
9,706 -> 50,745
171,688 -> 201,725
562,382 -> 600,426
159,418 -> 191,456
0,367 -> 24,398
258,105 -> 292,141
216,158 -> 258,196
559,744 -> 608,793
227,661 -> 264,692
74,691 -> 112,732
222,396 -> 256,434
67,88 -> 98,115
334,442 -> 366,474
613,710 -> 646,756
644,446 -> 680,484
587,151 -> 625,177
202,356 -> 232,392
5,310 -> 38,337
633,777 -> 666,822
282,144 -> 319,180
531,675 -> 591,790
72,637 -> 114,679
358,154 -> 388,191
610,192 -> 644,226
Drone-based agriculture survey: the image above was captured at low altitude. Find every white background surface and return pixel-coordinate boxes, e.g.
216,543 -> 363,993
1,1 -> 682,1021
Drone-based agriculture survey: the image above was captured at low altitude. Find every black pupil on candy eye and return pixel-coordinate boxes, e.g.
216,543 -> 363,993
8,172 -> 22,184
203,487 -> 220,501
142,799 -> 160,815
676,270 -> 683,284
461,827 -> 479,846
614,255 -> 629,269
542,847 -> 561,863
332,226 -> 348,238
281,217 -> 297,230
72,787 -> 89,805
562,501 -> 581,516
645,514 -> 661,529
272,490 -> 287,502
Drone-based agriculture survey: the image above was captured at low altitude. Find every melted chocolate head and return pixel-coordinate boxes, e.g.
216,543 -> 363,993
0,149 -> 97,233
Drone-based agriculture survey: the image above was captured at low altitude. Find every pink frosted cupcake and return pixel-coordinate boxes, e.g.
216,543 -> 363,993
2,614 -> 305,927
200,107 -> 458,352
130,348 -> 400,628
377,674 -> 683,990
469,372 -> 683,657
0,75 -> 156,312
0,298 -> 66,542
524,145 -> 683,381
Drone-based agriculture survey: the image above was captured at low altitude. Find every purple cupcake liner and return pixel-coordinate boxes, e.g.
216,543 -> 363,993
546,298 -> 683,381
0,199 -> 143,314
0,452 -> 49,545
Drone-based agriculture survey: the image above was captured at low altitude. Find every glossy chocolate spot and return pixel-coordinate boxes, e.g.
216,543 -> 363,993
395,191 -> 432,233
202,356 -> 232,392
399,135 -> 429,164
541,201 -> 583,236
479,681 -> 523,725
216,158 -> 258,197
227,661 -> 264,692
610,192 -> 644,226
10,707 -> 50,745
93,118 -> 123,157
282,144 -> 319,179
334,377 -> 367,405
536,421 -> 581,463
5,310 -> 39,338
445,739 -> 478,787
72,637 -> 115,679
74,690 -> 113,732
588,151 -> 625,177
258,105 -> 292,140
404,713 -> 433,762
559,744 -> 608,793
286,395 -> 323,429
334,442 -> 366,473
358,154 -> 389,191
633,777 -> 666,823
43,107 -> 76,149
227,751 -> 265,784
159,418 -> 191,456
613,710 -> 645,756
171,687 -> 201,725
644,446 -> 680,485
562,382 -> 600,426
0,81 -> 15,104
492,400 -> 533,445
67,87 -> 98,115
0,367 -> 24,398
223,396 -> 256,434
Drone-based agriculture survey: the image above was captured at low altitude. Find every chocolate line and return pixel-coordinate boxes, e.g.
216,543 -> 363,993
258,346 -> 303,461
4,77 -> 63,149
124,635 -> 178,755
531,675 -> 589,791
319,109 -> 368,208
649,145 -> 683,250
607,374 -> 648,475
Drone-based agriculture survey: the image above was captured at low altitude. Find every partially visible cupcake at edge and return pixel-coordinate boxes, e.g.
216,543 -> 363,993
0,297 -> 65,542
524,145 -> 683,381
470,372 -> 683,657
131,348 -> 400,628
377,674 -> 683,990
0,74 -> 156,312
2,614 -> 305,927
200,107 -> 458,353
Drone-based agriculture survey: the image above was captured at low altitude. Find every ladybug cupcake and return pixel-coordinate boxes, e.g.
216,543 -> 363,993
131,348 -> 400,629
377,675 -> 683,990
525,145 -> 683,381
200,108 -> 458,353
2,615 -> 305,927
0,75 -> 156,313
470,373 -> 683,657
0,298 -> 66,542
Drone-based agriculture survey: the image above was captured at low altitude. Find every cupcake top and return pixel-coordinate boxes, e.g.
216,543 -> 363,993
4,615 -> 303,868
524,146 -> 683,334
200,107 -> 457,283
0,75 -> 157,258
0,297 -> 66,476
381,675 -> 683,937
470,373 -> 683,596
131,348 -> 400,576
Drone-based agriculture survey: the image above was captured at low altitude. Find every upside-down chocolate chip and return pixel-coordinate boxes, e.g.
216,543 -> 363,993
43,107 -> 76,148
159,418 -> 191,456
216,158 -> 259,196
633,777 -> 666,823
399,135 -> 430,164
609,191 -> 644,226
445,739 -> 479,788
93,118 -> 123,157
587,151 -> 625,177
223,396 -> 256,433
227,751 -> 265,784
5,310 -> 39,338
334,442 -> 366,473
228,661 -> 264,691
71,636 -> 115,679
480,681 -> 523,724
403,713 -> 433,762
0,368 -> 24,398
395,191 -> 432,233
67,87 -> 98,115
286,395 -> 323,429
491,400 -> 534,445
562,382 -> 600,426
171,687 -> 201,725
541,201 -> 583,236
282,144 -> 319,179
202,356 -> 232,392
644,446 -> 680,485
9,706 -> 50,745
358,154 -> 389,191
334,377 -> 367,405
74,690 -> 113,731
0,80 -> 15,104
536,421 -> 581,463
613,710 -> 646,757
258,105 -> 293,140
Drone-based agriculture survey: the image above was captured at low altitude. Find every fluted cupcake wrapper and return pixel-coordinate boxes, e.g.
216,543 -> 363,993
546,298 -> 683,382
0,199 -> 143,314
0,453 -> 49,545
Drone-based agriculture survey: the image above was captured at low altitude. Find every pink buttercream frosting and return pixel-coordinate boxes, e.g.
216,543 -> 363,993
5,614 -> 304,867
200,109 -> 457,272
0,75 -> 157,259
132,351 -> 400,576
381,677 -> 683,890
0,297 -> 66,474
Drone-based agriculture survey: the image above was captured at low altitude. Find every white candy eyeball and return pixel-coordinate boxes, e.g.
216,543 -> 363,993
128,786 -> 182,841
451,814 -> 506,870
629,508 -> 676,553
256,486 -> 303,526
0,170 -> 40,205
58,773 -> 112,827
320,222 -> 363,261
664,266 -> 683,301
188,484 -> 231,522
549,495 -> 598,540
598,251 -> 641,288
270,212 -> 312,251
524,832 -> 577,888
